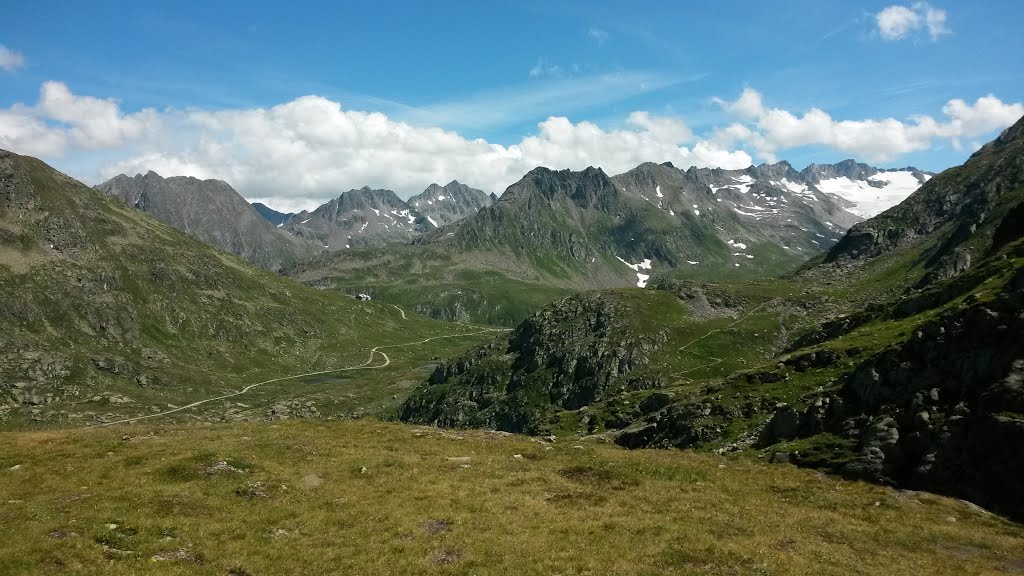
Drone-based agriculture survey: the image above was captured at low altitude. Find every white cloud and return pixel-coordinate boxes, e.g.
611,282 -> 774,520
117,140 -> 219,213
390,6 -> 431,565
588,27 -> 609,45
713,88 -> 763,120
876,3 -> 950,41
0,81 -> 159,155
0,108 -> 67,156
4,83 -> 746,209
0,45 -> 25,71
94,95 -> 750,209
715,88 -> 1023,162
38,81 -> 160,149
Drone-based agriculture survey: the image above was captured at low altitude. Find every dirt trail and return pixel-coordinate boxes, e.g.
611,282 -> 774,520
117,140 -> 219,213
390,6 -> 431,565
87,328 -> 500,428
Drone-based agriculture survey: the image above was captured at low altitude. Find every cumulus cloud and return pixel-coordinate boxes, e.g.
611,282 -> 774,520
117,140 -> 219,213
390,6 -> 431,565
38,81 -> 160,149
0,81 -> 159,155
714,88 -> 1023,162
0,45 -> 25,71
97,95 -> 750,211
0,108 -> 67,156
876,2 -> 950,41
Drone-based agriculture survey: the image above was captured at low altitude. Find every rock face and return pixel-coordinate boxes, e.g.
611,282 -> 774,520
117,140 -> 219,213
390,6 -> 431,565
406,181 -> 494,227
282,187 -> 433,249
613,161 -> 865,256
833,271 -> 1024,513
96,172 -> 315,270
825,115 -> 1024,287
399,292 -> 666,433
751,263 -> 1024,519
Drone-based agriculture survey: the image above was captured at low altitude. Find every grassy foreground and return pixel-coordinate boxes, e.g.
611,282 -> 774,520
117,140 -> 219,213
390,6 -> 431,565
1,420 -> 1022,575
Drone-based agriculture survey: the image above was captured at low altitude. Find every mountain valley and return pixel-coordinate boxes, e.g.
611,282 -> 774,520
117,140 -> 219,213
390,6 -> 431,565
2,115 -> 1021,575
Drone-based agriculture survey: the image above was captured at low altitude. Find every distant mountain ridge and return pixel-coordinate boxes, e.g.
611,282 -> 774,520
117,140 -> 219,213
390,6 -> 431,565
96,171 -> 317,270
275,181 -> 494,249
407,180 -> 495,227
287,158 -> 927,325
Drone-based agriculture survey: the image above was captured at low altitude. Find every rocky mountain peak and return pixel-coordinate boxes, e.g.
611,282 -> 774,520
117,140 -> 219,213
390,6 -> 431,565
95,170 -> 314,270
515,166 -> 614,206
800,159 -> 878,183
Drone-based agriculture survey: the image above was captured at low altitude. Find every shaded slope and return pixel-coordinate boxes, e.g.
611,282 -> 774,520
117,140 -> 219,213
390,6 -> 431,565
252,202 -> 294,226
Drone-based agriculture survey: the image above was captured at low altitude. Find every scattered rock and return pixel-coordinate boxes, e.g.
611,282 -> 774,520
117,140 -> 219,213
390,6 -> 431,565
512,454 -> 523,459
205,461 -> 246,475
47,530 -> 78,540
150,548 -> 201,563
235,482 -> 268,499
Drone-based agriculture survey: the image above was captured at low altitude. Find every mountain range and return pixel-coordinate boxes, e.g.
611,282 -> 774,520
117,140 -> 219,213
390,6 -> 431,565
278,180 -> 494,250
286,159 -> 928,325
96,174 -> 496,269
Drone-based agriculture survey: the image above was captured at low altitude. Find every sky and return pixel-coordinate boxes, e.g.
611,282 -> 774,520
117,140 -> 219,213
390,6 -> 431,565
1,0 -> 1022,212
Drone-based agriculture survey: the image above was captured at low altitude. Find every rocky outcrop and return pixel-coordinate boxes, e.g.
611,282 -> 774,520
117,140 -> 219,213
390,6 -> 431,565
399,293 -> 666,433
758,265 -> 1024,519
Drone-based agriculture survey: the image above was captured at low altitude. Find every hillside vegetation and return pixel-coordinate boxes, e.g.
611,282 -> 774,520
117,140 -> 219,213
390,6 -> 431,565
0,150 -> 494,428
1,420 -> 1021,576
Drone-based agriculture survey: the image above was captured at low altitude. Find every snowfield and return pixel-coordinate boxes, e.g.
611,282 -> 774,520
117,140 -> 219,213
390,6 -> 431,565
815,170 -> 925,218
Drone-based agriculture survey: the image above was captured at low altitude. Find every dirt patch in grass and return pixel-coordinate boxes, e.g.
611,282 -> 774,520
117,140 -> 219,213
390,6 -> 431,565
431,547 -> 463,566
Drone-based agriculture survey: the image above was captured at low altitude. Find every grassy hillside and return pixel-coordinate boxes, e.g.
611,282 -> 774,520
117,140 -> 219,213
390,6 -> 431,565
0,151 -> 494,428
1,420 -> 1021,575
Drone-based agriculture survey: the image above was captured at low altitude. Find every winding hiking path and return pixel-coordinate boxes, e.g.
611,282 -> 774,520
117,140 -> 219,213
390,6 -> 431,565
677,300 -> 772,353
88,328 -> 500,428
670,300 -> 776,381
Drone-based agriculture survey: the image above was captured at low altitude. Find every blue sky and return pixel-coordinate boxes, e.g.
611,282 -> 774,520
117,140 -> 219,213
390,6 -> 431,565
1,0 -> 1022,210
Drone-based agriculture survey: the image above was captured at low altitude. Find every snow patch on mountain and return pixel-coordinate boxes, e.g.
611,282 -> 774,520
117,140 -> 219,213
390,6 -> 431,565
816,170 -> 923,218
